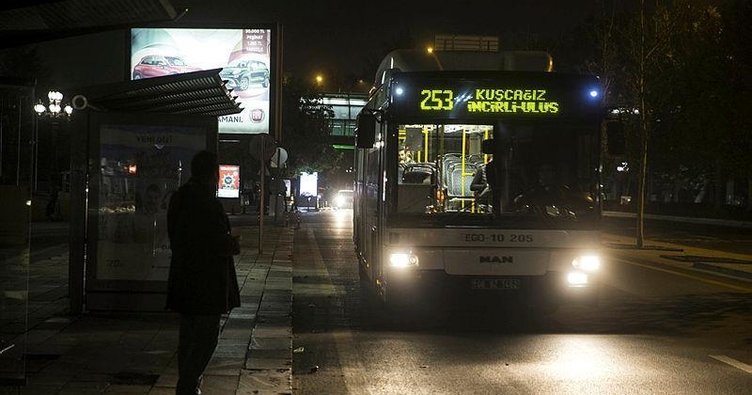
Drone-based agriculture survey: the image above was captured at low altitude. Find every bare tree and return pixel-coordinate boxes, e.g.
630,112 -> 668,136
619,0 -> 677,247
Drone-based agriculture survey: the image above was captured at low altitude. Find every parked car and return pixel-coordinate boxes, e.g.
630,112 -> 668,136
220,59 -> 270,91
132,55 -> 200,79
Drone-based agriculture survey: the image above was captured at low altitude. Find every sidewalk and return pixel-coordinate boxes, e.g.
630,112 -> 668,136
0,220 -> 295,395
601,232 -> 752,286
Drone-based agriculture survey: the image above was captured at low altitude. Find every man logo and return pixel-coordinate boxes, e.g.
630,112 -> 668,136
250,109 -> 265,123
479,256 -> 513,263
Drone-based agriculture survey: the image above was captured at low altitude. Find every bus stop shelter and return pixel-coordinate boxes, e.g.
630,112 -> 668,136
68,69 -> 242,313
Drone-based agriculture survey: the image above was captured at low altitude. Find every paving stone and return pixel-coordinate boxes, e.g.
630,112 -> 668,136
244,355 -> 292,371
249,336 -> 291,351
58,380 -> 111,394
204,357 -> 243,375
200,374 -> 239,394
105,384 -> 152,393
255,315 -> 291,326
237,368 -> 291,395
2,384 -> 63,395
153,373 -> 177,388
220,328 -> 253,340
252,326 -> 291,338
147,387 -> 175,395
0,225 -> 294,395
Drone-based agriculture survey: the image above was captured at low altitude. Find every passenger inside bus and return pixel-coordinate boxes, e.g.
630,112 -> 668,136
471,139 -> 499,214
398,148 -> 414,164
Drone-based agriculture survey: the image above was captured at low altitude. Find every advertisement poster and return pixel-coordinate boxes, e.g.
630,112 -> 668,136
218,165 -> 240,198
96,124 -> 206,281
130,28 -> 272,134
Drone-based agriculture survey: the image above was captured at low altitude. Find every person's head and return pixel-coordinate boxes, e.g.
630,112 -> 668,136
399,148 -> 413,163
191,150 -> 219,185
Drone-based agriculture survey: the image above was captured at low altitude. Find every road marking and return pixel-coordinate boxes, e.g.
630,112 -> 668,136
614,258 -> 752,292
709,355 -> 752,374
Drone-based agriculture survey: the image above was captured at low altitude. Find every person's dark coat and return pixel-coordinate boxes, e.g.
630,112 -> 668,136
166,178 -> 241,314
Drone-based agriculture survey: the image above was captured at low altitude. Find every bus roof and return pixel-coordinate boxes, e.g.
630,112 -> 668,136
373,49 -> 553,87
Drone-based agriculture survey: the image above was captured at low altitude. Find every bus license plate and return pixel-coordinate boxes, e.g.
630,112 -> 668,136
471,279 -> 521,290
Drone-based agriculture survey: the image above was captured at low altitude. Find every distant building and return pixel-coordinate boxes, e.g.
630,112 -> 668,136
321,92 -> 368,150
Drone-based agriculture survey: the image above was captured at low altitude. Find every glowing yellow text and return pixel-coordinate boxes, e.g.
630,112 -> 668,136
468,88 -> 559,114
417,87 -> 561,115
420,89 -> 454,111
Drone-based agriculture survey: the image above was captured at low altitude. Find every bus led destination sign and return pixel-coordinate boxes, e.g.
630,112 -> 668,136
418,88 -> 560,115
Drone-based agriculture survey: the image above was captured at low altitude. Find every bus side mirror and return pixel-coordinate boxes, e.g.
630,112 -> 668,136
356,113 -> 376,148
606,121 -> 625,155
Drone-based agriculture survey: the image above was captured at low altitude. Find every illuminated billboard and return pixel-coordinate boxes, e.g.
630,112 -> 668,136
218,165 -> 240,198
130,28 -> 272,134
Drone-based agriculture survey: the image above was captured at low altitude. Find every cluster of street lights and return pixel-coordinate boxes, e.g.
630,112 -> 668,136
34,90 -> 73,118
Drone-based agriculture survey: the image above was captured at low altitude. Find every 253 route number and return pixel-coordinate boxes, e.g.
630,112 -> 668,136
420,89 -> 454,111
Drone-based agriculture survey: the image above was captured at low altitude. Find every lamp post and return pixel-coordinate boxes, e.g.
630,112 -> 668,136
34,90 -> 73,118
33,90 -> 73,193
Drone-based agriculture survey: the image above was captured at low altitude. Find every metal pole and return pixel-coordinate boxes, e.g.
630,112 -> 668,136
275,23 -> 284,144
0,95 -> 4,178
16,96 -> 22,185
33,110 -> 39,193
258,134 -> 265,254
274,150 -> 280,224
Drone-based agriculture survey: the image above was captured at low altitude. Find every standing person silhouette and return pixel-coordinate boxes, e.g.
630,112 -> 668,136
166,151 -> 241,395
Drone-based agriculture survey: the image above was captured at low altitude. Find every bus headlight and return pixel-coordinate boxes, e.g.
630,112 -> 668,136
567,271 -> 588,287
572,255 -> 600,272
389,252 -> 419,268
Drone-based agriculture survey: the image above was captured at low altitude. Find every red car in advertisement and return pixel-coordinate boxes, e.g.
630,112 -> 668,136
132,55 -> 200,79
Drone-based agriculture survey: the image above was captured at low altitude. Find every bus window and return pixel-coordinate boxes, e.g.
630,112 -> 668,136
391,121 -> 597,222
396,124 -> 492,214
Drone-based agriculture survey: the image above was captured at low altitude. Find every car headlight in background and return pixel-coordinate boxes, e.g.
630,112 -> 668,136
572,254 -> 600,272
389,251 -> 419,268
334,195 -> 345,207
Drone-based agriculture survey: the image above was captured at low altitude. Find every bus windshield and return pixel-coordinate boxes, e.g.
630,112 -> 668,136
391,120 -> 598,229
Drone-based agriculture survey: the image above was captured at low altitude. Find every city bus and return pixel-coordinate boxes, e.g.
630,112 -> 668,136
353,49 -> 610,312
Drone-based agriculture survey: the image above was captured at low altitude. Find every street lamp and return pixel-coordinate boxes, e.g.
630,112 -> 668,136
34,90 -> 73,118
32,90 -> 72,193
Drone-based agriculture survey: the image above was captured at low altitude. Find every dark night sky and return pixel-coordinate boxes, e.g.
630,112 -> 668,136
32,0 -> 602,89
173,0 -> 600,80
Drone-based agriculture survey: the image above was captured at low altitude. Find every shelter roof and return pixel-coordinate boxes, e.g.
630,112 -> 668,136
73,69 -> 242,117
